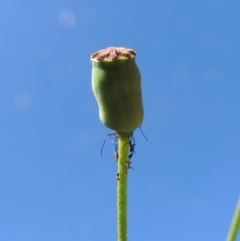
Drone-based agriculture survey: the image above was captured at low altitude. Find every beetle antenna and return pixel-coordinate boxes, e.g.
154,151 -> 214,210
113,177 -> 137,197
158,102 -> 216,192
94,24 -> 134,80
100,132 -> 117,158
138,126 -> 151,144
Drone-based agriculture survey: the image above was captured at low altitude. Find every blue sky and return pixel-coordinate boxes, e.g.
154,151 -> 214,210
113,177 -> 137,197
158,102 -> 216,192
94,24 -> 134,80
0,0 -> 240,240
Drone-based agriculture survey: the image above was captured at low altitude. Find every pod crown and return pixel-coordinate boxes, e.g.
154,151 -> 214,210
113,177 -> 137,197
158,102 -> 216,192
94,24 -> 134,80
91,47 -> 136,62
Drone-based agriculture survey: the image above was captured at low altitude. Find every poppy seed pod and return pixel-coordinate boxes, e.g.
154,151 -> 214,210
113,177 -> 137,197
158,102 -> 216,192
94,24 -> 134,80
91,47 -> 144,136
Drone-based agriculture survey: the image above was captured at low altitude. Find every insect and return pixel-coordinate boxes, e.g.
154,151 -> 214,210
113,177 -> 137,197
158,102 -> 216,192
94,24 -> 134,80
123,134 -> 136,152
129,140 -> 136,154
116,172 -> 120,181
114,151 -> 119,162
124,160 -> 134,173
128,152 -> 133,160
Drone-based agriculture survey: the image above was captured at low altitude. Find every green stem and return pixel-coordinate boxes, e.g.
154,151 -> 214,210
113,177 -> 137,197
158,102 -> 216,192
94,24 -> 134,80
117,134 -> 130,241
226,198 -> 240,241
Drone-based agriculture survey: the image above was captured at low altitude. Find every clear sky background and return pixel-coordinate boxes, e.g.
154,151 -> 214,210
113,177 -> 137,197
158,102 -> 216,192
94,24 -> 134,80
0,0 -> 240,241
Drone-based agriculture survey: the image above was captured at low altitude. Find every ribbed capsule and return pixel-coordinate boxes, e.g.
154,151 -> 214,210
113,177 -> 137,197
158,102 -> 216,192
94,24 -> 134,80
91,47 -> 144,136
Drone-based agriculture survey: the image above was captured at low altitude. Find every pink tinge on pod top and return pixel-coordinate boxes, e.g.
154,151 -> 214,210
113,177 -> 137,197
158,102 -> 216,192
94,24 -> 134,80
91,47 -> 136,61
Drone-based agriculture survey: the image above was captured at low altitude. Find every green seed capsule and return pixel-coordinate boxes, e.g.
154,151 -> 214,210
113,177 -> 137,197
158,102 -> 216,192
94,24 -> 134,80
91,47 -> 144,136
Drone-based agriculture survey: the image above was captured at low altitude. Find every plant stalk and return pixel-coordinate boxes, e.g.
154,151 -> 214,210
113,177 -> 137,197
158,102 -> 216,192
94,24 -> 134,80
117,134 -> 130,241
226,198 -> 240,241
